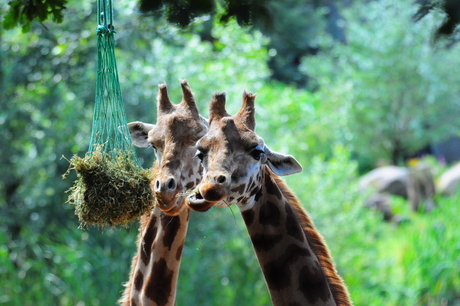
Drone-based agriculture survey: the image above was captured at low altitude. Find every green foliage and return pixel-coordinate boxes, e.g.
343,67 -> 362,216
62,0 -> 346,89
254,81 -> 347,164
113,16 -> 270,119
2,0 -> 460,305
302,0 -> 460,165
178,209 -> 271,305
3,0 -> 67,32
347,195 -> 460,306
0,223 -> 136,305
287,147 -> 460,306
2,0 -> 273,31
1,1 -> 272,304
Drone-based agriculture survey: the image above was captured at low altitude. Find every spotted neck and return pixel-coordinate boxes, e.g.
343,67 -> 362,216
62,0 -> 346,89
119,204 -> 189,306
240,167 -> 352,306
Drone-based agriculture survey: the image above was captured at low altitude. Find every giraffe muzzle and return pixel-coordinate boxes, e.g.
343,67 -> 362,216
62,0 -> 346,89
153,175 -> 185,215
187,182 -> 227,212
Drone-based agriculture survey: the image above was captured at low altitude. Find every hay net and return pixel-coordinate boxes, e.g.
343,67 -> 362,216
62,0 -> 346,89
64,0 -> 155,228
89,0 -> 135,160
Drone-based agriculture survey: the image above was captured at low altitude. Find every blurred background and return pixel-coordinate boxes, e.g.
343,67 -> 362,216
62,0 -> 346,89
1,0 -> 460,305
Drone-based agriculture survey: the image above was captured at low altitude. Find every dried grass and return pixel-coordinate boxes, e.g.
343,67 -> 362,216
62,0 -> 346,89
63,146 -> 155,228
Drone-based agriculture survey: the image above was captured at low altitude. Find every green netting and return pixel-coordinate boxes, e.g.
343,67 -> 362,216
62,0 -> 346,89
89,0 -> 134,158
64,0 -> 155,228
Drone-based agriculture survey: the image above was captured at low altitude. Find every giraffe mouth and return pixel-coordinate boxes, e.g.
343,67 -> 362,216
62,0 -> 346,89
157,194 -> 186,216
186,188 -> 219,212
187,183 -> 229,212
187,189 -> 206,205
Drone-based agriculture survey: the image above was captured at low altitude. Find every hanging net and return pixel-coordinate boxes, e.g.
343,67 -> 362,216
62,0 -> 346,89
64,0 -> 154,228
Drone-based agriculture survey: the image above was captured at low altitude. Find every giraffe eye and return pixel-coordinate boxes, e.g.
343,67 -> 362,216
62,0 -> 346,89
251,146 -> 265,161
195,151 -> 204,162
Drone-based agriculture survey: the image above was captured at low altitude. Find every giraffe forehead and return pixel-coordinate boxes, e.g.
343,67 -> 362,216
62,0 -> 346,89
201,116 -> 261,153
150,112 -> 206,151
157,109 -> 205,137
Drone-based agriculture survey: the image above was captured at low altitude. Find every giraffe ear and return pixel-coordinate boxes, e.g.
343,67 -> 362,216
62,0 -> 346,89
128,121 -> 156,148
263,146 -> 303,176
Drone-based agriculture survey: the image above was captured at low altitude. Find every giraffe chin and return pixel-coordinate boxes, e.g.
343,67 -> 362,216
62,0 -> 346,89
156,194 -> 185,216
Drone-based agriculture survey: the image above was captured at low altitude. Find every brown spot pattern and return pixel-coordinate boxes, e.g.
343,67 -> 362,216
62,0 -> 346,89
144,258 -> 174,306
246,177 -> 254,191
250,232 -> 283,253
254,188 -> 263,202
258,200 -> 281,226
263,258 -> 291,291
134,270 -> 144,291
141,215 -> 158,265
161,215 -> 181,250
242,209 -> 255,227
285,204 -> 306,243
298,263 -> 332,304
231,185 -> 241,193
249,186 -> 261,197
265,175 -> 282,200
263,244 -> 312,292
176,243 -> 184,261
238,183 -> 246,194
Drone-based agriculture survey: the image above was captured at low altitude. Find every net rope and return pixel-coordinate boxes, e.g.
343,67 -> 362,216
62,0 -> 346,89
88,0 -> 138,163
64,0 -> 154,228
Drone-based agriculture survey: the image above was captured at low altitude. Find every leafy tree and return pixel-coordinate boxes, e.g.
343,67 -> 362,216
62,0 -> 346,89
415,0 -> 460,40
302,0 -> 460,166
2,0 -> 67,32
2,1 -> 460,305
2,0 -> 274,31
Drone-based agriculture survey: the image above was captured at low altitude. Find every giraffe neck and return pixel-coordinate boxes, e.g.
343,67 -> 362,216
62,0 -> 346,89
240,167 -> 352,306
120,205 -> 189,306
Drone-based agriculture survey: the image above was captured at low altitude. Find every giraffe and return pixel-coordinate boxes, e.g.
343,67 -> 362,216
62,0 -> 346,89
187,92 -> 353,306
119,80 -> 208,306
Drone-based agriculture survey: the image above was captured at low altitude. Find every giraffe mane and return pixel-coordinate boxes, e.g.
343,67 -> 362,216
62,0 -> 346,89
270,170 -> 353,306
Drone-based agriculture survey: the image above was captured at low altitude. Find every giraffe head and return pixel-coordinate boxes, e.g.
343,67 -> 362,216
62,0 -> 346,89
129,80 -> 207,216
187,91 -> 302,212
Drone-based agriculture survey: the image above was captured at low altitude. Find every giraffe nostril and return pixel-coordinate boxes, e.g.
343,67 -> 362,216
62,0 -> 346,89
217,175 -> 226,184
155,180 -> 160,191
166,178 -> 176,190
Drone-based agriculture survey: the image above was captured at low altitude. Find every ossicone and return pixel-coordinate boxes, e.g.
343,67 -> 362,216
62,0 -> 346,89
179,79 -> 198,111
236,91 -> 256,131
157,83 -> 174,114
209,92 -> 228,123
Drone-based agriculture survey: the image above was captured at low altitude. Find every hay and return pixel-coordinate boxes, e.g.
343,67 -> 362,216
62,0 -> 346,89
63,146 -> 155,228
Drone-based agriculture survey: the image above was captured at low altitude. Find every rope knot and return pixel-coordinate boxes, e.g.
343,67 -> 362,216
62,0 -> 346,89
96,24 -> 117,36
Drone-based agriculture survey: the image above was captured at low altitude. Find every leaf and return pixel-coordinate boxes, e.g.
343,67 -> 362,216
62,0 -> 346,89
3,0 -> 67,32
